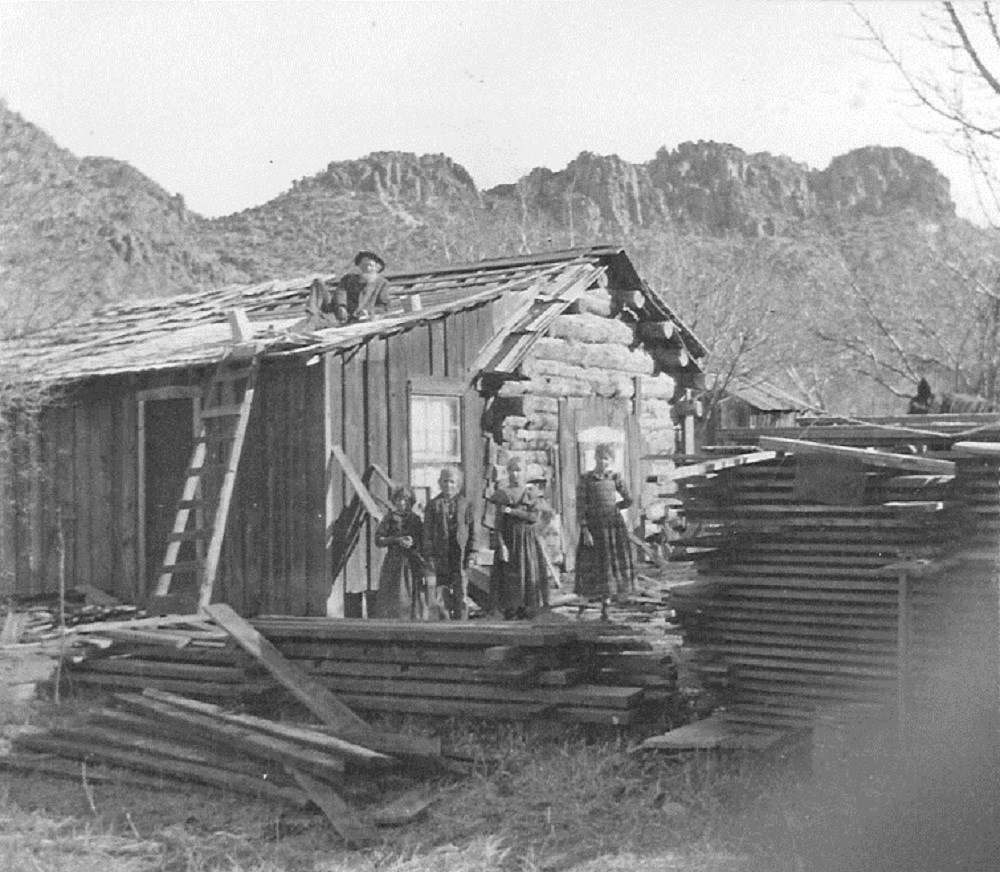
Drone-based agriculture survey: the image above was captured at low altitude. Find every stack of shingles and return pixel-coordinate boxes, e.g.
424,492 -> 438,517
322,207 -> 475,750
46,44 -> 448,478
68,614 -> 276,703
7,604 -> 453,845
668,437 -> 965,737
254,616 -> 656,727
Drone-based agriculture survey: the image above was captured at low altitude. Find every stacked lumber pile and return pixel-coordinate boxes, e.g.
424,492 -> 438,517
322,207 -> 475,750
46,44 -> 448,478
669,431 -> 972,737
253,616 -> 660,726
5,603 -> 460,845
68,615 -> 277,702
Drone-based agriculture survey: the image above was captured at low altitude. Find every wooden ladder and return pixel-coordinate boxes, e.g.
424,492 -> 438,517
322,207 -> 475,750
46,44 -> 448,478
154,354 -> 259,609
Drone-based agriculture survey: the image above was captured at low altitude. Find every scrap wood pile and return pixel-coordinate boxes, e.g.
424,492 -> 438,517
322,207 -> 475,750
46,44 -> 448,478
252,616 -> 674,726
667,417 -> 1000,739
3,604 -> 462,845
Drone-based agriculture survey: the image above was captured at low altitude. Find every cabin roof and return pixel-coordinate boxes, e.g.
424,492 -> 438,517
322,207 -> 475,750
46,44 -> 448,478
0,245 -> 703,384
707,374 -> 812,412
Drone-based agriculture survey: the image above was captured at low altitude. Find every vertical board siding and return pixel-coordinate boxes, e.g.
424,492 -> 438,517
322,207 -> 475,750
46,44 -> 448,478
326,352 -> 346,616
342,346 -> 369,596
385,336 -> 408,484
366,339 -> 389,589
305,361 -> 330,616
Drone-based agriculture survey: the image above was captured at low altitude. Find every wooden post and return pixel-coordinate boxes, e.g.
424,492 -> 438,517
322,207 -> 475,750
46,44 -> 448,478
683,390 -> 696,456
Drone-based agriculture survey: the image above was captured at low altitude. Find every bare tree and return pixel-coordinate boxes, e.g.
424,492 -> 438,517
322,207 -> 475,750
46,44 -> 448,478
855,1 -> 1000,223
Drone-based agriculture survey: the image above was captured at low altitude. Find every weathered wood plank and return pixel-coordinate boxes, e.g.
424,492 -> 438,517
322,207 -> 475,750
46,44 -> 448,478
326,352 -> 345,617
759,437 -> 956,475
342,348 -> 369,597
207,603 -> 370,732
289,768 -> 375,846
206,604 -> 440,761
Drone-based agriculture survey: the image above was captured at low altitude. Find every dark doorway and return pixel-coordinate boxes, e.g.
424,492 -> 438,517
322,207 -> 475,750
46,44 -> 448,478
142,397 -> 196,594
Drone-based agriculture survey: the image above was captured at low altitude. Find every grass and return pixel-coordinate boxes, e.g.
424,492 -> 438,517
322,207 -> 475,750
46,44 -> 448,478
1,694 -> 800,872
13,693 -> 1000,872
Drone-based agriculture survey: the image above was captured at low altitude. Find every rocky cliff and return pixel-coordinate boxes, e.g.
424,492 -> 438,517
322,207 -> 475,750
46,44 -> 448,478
485,142 -> 955,237
0,100 -> 964,335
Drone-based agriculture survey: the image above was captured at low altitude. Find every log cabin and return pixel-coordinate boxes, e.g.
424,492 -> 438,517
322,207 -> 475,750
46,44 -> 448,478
0,246 -> 705,615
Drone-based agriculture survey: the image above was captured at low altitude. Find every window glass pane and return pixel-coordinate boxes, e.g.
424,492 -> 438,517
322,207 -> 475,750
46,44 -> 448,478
410,395 -> 462,497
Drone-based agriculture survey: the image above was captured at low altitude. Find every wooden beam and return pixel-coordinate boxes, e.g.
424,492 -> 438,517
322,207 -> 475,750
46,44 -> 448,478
759,437 -> 956,475
289,768 -> 376,846
330,445 -> 384,522
951,441 -> 1000,456
205,603 -> 369,733
670,451 -> 780,481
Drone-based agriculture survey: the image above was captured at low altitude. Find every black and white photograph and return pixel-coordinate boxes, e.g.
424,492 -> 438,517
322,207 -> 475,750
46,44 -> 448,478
2,2 -> 1000,869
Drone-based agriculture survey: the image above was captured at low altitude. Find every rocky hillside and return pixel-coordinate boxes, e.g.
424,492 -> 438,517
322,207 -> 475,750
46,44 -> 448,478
3,101 -> 994,416
487,142 -> 954,237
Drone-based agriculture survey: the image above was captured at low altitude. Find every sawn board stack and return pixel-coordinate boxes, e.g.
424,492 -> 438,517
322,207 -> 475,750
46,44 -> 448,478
670,414 -> 1000,739
251,616 -> 663,726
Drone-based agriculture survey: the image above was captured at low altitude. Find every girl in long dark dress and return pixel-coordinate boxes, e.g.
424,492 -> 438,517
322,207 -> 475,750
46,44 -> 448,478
489,457 -> 548,619
575,443 -> 635,610
373,487 -> 426,620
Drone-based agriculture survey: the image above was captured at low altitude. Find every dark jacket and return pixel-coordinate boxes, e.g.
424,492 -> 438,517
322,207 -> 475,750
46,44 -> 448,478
329,273 -> 392,321
422,494 -> 476,563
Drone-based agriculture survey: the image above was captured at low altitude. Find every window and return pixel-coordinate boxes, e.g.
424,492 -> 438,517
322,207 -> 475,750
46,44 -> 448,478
410,394 -> 462,509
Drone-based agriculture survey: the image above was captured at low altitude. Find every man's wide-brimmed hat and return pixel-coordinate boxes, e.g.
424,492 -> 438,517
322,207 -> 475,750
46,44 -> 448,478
354,250 -> 386,270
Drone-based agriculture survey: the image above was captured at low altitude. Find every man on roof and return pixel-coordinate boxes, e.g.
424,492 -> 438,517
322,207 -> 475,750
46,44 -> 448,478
308,250 -> 394,324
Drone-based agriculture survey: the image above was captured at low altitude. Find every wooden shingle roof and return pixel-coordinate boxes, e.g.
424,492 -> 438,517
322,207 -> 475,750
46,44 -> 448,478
1,246 -> 702,386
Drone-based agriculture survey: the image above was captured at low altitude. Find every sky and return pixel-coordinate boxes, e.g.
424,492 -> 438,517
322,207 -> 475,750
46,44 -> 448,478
0,1 -> 990,221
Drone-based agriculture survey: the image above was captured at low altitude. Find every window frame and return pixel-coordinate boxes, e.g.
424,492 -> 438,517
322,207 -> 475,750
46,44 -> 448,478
407,377 -> 465,508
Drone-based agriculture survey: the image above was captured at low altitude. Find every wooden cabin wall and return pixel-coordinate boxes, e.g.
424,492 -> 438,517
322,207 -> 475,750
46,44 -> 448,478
321,304 -> 494,615
1,300 -> 498,611
1,377 -> 143,601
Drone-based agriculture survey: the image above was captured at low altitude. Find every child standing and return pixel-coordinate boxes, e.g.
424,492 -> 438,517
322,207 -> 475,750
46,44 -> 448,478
372,486 -> 426,620
575,443 -> 635,614
422,467 -> 477,620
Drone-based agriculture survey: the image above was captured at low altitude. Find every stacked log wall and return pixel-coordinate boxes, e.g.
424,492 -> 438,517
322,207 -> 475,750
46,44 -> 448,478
491,287 -> 681,535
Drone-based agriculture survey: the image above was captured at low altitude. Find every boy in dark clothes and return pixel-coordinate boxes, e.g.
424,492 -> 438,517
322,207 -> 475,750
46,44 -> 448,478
422,466 -> 476,620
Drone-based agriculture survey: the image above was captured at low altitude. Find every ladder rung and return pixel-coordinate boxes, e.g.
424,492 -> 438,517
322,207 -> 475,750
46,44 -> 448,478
161,561 -> 202,575
168,530 -> 212,543
194,432 -> 235,444
200,405 -> 245,418
187,462 -> 231,476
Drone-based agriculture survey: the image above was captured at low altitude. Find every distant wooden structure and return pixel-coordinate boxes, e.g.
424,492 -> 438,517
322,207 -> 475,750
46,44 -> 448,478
700,374 -> 810,444
0,246 -> 704,615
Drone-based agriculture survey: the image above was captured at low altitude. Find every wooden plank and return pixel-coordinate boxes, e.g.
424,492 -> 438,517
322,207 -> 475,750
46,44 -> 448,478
365,340 -> 390,589
289,768 -> 376,846
330,445 -> 384,521
429,319 -> 447,377
288,363 -> 308,615
952,441 -> 1000,456
342,349 -> 369,597
311,674 -> 642,708
14,732 -> 309,806
252,616 -> 577,646
385,338 -> 408,485
759,437 -> 956,475
115,693 -> 347,781
71,673 -> 275,698
74,403 -> 92,592
142,689 -> 394,768
325,353 -> 344,617
670,451 -> 780,481
207,603 -> 369,731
